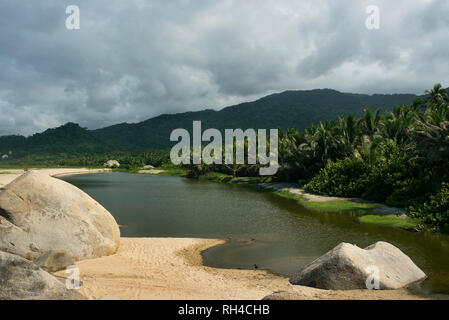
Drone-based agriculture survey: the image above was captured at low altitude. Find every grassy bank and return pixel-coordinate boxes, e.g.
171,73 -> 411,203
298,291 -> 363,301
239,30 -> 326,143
112,164 -> 189,176
132,166 -> 423,232
273,191 -> 421,231
155,164 -> 190,177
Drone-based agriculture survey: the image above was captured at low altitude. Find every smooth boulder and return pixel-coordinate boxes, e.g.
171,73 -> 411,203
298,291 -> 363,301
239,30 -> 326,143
0,251 -> 84,300
0,171 -> 120,261
103,160 -> 120,168
290,242 -> 426,290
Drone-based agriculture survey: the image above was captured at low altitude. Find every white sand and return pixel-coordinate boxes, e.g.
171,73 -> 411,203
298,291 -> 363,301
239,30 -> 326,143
138,169 -> 166,175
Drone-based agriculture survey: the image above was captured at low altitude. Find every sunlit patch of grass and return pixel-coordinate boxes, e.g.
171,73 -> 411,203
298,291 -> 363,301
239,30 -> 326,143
274,190 -> 305,201
302,200 -> 381,214
207,172 -> 231,179
302,200 -> 420,230
154,164 -> 189,177
359,214 -> 419,229
201,172 -> 232,182
201,173 -> 276,185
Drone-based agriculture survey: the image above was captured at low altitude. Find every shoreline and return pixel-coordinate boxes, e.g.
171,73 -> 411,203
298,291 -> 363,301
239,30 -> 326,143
0,168 -> 111,188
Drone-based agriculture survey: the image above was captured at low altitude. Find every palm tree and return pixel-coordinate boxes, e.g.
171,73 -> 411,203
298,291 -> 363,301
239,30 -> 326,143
408,116 -> 449,162
339,115 -> 359,157
354,135 -> 382,166
381,105 -> 417,144
425,83 -> 448,105
359,109 -> 381,137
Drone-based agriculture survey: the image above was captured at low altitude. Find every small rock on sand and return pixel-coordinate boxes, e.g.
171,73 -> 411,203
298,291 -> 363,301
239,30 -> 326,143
103,160 -> 120,168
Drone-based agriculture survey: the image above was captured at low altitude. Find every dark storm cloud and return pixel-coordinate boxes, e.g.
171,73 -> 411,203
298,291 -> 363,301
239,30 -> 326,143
0,0 -> 448,135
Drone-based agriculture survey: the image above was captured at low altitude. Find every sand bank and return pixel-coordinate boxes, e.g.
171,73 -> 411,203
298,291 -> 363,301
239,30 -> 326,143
138,169 -> 167,175
54,237 -> 429,300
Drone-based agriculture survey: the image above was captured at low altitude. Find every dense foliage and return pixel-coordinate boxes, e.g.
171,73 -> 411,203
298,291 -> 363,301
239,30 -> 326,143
297,85 -> 449,229
0,149 -> 170,170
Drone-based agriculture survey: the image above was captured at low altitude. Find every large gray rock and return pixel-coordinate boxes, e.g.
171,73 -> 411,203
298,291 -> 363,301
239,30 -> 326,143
290,242 -> 426,290
0,171 -> 120,262
0,251 -> 84,300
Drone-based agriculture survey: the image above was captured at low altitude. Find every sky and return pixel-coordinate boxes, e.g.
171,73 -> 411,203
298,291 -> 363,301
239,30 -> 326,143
0,0 -> 448,136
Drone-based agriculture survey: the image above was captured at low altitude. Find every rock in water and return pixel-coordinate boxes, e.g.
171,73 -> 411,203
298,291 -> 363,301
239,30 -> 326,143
290,242 -> 426,290
0,170 -> 120,261
0,251 -> 84,300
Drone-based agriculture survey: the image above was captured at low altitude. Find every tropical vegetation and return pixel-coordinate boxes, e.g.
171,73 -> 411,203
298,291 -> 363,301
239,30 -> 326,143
187,85 -> 449,230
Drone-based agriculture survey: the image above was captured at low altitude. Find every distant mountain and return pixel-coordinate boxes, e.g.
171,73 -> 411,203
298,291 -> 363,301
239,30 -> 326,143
93,89 -> 418,150
0,122 -> 115,158
0,88 -> 423,157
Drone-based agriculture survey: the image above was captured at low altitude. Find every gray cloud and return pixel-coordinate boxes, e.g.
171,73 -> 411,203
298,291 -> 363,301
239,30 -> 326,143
0,0 -> 448,135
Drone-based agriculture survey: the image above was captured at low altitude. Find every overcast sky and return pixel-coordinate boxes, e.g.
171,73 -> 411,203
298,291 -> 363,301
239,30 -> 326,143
1,0 -> 448,136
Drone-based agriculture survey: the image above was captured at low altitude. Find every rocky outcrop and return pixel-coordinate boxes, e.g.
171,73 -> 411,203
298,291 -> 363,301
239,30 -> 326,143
103,160 -> 120,168
290,242 -> 426,290
0,251 -> 84,300
0,170 -> 120,262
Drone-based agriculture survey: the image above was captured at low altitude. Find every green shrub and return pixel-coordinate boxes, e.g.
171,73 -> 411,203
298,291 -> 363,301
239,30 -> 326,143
410,182 -> 449,229
360,147 -> 412,202
360,147 -> 434,207
304,158 -> 369,197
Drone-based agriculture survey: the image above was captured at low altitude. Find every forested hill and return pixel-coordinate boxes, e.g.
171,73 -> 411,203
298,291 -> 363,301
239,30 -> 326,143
0,123 -> 115,158
0,88 -> 422,157
93,89 -> 418,150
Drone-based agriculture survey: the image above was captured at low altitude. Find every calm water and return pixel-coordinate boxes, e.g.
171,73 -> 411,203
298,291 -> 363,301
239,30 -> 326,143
62,173 -> 449,294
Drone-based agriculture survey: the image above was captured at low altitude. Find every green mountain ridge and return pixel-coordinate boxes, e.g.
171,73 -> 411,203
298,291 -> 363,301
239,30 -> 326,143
0,122 -> 115,158
0,88 -> 429,158
93,89 -> 418,150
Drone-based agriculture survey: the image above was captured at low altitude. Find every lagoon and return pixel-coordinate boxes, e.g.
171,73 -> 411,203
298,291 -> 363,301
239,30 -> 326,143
62,172 -> 449,295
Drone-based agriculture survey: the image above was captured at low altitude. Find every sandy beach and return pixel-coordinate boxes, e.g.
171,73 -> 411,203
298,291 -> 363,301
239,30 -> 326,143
0,169 -> 433,300
53,237 -> 430,300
